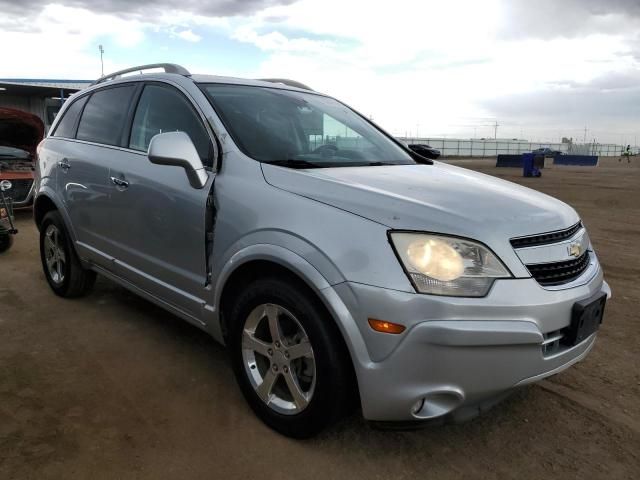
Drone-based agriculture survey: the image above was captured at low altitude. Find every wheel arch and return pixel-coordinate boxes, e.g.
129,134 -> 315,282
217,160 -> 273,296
214,246 -> 367,406
33,193 -> 58,229
33,191 -> 79,240
214,245 -> 332,340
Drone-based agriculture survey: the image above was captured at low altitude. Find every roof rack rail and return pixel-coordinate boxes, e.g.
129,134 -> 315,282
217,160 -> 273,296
90,63 -> 191,86
258,78 -> 313,91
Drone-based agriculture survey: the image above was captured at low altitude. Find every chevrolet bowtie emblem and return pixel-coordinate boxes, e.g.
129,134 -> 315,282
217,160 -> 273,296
568,242 -> 582,258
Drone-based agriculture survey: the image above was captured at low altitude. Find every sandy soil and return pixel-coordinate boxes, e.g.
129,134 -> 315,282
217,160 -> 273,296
1,160 -> 639,479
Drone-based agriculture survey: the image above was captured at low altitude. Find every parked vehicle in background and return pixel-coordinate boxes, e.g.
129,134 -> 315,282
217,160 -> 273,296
0,108 -> 44,207
34,64 -> 610,438
532,147 -> 562,156
408,143 -> 441,159
0,179 -> 17,252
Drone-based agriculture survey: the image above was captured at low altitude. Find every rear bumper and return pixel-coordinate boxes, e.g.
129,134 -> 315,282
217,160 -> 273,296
330,268 -> 609,422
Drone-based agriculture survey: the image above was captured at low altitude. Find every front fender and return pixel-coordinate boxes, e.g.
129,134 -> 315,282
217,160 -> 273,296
210,243 -> 332,344
214,243 -> 333,303
209,243 -> 370,369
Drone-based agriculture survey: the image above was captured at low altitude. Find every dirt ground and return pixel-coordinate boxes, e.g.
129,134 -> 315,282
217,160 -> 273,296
1,158 -> 639,479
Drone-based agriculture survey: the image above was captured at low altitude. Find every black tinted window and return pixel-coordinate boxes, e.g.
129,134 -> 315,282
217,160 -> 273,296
201,84 -> 414,167
77,86 -> 135,146
129,84 -> 212,166
53,95 -> 88,138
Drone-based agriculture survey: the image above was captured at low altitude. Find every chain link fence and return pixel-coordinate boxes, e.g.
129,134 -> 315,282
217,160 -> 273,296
397,138 -> 632,158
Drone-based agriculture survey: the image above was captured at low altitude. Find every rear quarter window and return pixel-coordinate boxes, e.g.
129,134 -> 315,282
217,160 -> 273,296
52,95 -> 88,139
76,85 -> 135,146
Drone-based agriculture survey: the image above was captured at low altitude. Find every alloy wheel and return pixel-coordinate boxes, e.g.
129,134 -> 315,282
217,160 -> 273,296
241,303 -> 316,415
44,224 -> 66,284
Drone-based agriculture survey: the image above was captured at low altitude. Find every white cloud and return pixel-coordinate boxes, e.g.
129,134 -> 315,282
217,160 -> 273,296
225,0 -> 640,142
0,5 -> 147,78
176,29 -> 202,42
0,0 -> 638,143
232,26 -> 334,53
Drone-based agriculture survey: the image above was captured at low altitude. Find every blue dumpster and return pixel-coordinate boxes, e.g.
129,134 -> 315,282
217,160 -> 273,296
523,153 -> 541,177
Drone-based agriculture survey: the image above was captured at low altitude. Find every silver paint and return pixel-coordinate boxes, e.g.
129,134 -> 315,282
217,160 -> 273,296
34,71 -> 610,423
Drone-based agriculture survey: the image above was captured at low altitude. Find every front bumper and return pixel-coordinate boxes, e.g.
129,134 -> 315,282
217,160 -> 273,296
330,267 -> 610,422
13,180 -> 35,208
0,173 -> 35,208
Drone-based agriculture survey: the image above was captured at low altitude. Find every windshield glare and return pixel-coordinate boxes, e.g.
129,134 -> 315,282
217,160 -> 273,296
200,84 -> 415,168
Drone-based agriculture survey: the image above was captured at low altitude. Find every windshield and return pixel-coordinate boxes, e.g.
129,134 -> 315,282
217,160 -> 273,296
200,84 -> 415,168
0,146 -> 32,171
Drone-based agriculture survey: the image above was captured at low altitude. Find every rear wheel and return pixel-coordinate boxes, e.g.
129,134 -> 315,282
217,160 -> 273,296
40,211 -> 96,297
229,276 -> 353,438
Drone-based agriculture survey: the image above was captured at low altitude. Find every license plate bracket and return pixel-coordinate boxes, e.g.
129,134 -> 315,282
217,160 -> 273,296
563,292 -> 606,346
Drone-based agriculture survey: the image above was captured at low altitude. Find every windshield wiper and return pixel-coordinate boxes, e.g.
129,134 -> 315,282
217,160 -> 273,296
264,159 -> 325,169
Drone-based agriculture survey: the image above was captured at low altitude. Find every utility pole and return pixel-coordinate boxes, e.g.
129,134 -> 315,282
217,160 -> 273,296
99,45 -> 105,76
493,120 -> 499,140
583,126 -> 587,144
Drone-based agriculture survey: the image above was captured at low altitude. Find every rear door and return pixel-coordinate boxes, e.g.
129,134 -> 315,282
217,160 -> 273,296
53,85 -> 136,266
107,82 -> 215,319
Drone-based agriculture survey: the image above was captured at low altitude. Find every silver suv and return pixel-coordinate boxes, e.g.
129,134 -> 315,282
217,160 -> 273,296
35,64 -> 611,438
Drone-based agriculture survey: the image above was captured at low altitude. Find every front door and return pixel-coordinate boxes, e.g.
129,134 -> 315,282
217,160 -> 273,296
106,82 -> 215,319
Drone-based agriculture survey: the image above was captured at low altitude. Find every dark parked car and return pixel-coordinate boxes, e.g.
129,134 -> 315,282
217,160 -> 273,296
408,144 -> 440,159
532,147 -> 562,156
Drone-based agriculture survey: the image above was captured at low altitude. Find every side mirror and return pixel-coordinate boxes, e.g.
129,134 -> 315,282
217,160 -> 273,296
0,180 -> 12,192
148,131 -> 208,189
405,145 -> 433,164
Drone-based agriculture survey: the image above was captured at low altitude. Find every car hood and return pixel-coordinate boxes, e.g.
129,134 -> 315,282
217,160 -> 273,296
0,108 -> 44,156
261,162 -> 579,242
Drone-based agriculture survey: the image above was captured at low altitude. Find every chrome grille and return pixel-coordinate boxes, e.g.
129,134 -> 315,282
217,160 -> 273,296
510,222 -> 582,248
526,252 -> 590,286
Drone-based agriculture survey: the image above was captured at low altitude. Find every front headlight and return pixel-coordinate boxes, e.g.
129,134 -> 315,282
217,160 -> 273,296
390,232 -> 511,297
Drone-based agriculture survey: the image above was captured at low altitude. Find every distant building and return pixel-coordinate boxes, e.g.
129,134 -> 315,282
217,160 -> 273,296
0,79 -> 91,131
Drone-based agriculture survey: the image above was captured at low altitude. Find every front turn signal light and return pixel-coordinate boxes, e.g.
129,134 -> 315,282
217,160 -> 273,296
368,318 -> 406,334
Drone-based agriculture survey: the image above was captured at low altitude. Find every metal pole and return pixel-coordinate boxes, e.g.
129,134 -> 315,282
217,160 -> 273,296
99,45 -> 104,76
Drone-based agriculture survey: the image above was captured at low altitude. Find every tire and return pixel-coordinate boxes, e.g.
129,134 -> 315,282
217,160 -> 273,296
39,210 -> 96,297
0,231 -> 12,253
228,276 -> 353,438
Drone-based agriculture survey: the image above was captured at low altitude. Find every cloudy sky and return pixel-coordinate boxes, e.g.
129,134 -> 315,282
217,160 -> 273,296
1,0 -> 639,144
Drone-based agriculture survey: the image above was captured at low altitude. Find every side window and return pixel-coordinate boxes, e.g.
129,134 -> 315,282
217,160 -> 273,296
77,85 -> 135,146
129,84 -> 212,167
52,95 -> 88,138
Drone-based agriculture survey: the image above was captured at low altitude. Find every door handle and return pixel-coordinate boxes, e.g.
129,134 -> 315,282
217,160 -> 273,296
58,158 -> 71,170
110,176 -> 129,188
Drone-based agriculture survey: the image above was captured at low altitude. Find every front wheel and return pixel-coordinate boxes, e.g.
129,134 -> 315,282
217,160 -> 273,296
229,276 -> 354,438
